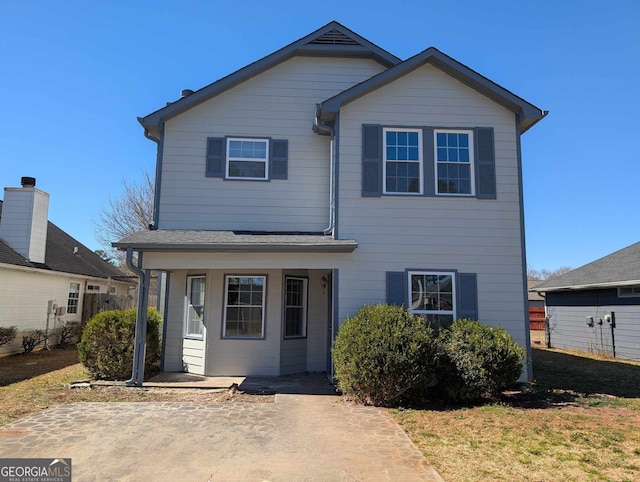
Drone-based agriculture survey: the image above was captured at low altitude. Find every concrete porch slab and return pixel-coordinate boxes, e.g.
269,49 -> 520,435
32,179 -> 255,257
146,372 -> 245,389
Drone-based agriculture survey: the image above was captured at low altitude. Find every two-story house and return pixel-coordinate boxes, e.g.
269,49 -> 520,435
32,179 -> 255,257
115,21 -> 546,385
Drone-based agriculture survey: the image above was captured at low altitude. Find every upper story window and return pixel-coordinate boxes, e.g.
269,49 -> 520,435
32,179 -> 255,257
383,128 -> 422,194
435,130 -> 475,195
226,138 -> 269,180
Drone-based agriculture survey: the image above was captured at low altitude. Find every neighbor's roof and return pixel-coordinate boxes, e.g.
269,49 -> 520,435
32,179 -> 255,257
113,230 -> 358,253
139,21 -> 400,139
0,200 -> 125,280
527,280 -> 545,301
532,241 -> 640,292
316,46 -> 546,134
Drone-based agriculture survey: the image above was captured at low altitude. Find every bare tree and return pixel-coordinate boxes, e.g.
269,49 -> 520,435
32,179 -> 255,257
95,171 -> 154,263
527,265 -> 572,280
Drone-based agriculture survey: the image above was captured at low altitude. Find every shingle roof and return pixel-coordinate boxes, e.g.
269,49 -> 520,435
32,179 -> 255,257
0,200 -> 125,279
139,21 -> 400,140
316,46 -> 546,134
113,230 -> 358,253
532,241 -> 640,292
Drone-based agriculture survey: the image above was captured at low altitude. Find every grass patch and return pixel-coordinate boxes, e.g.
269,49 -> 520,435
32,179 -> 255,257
0,348 -> 273,427
392,347 -> 640,481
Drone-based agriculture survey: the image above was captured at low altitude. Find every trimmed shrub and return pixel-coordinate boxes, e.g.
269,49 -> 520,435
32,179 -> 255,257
332,304 -> 438,406
78,307 -> 162,380
22,330 -> 47,353
435,318 -> 525,402
0,326 -> 17,347
58,321 -> 83,347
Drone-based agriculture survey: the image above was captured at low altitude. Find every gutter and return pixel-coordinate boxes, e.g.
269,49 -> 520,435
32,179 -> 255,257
125,248 -> 150,387
314,105 -> 336,236
531,279 -> 640,293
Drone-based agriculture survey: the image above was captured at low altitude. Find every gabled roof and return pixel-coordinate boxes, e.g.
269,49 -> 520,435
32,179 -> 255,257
139,21 -> 400,140
0,200 -> 126,279
113,230 -> 357,253
532,241 -> 640,292
316,47 -> 546,134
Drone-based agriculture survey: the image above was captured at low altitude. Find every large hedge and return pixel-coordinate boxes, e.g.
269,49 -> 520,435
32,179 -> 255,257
435,318 -> 526,402
333,305 -> 526,406
332,304 -> 437,406
78,307 -> 161,380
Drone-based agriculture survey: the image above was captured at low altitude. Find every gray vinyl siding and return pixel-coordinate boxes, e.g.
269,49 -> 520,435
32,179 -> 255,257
280,339 -> 307,375
162,270 -> 186,372
547,297 -> 640,361
337,63 -> 528,346
159,57 -> 385,232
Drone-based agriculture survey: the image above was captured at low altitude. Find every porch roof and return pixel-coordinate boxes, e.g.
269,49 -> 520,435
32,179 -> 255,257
113,230 -> 358,253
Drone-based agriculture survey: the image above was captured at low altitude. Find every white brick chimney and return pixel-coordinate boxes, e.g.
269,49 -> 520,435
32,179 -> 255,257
0,177 -> 49,263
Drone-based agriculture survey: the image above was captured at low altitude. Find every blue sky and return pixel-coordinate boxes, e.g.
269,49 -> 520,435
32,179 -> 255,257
1,1 -> 638,271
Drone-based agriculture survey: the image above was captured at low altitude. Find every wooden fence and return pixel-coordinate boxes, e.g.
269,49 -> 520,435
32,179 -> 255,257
529,306 -> 546,331
82,293 -> 158,323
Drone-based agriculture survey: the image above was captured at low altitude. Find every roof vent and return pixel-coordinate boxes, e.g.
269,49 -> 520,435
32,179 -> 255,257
180,89 -> 194,98
308,29 -> 361,46
21,177 -> 36,188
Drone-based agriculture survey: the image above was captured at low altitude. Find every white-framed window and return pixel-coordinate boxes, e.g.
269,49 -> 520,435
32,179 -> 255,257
223,275 -> 266,338
87,284 -> 101,292
618,285 -> 640,298
185,275 -> 206,339
435,130 -> 475,195
226,138 -> 269,180
109,286 -> 116,294
408,271 -> 456,326
67,282 -> 80,314
284,277 -> 308,338
383,128 -> 423,194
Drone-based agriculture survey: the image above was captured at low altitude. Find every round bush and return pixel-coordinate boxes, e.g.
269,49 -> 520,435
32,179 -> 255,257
435,318 -> 525,402
78,307 -> 161,380
332,304 -> 437,406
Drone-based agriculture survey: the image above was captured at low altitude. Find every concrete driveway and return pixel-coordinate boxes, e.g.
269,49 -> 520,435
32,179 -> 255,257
0,388 -> 442,481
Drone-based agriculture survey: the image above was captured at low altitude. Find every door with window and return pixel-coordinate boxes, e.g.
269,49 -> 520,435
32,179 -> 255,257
183,275 -> 206,374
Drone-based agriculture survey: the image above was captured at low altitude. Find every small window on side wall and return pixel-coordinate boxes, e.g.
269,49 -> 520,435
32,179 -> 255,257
67,282 -> 80,314
618,285 -> 640,298
284,277 -> 307,338
185,276 -> 205,339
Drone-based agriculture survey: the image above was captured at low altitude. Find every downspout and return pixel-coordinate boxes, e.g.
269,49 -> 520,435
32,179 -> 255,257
125,247 -> 150,387
315,118 -> 336,236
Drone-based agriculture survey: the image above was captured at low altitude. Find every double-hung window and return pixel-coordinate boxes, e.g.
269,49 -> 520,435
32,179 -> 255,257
226,138 -> 269,180
185,276 -> 205,339
67,282 -> 80,314
284,277 -> 307,338
224,275 -> 266,338
435,130 -> 474,195
408,271 -> 456,326
384,128 -> 422,194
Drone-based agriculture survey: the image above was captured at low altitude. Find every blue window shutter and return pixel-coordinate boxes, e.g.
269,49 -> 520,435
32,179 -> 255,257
422,127 -> 435,197
270,139 -> 288,180
206,137 -> 225,178
362,124 -> 381,197
457,273 -> 478,320
386,271 -> 406,307
475,127 -> 496,199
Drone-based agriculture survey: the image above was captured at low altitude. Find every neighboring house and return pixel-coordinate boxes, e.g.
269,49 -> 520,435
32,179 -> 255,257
115,21 -> 546,384
0,177 -> 132,355
532,242 -> 640,360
